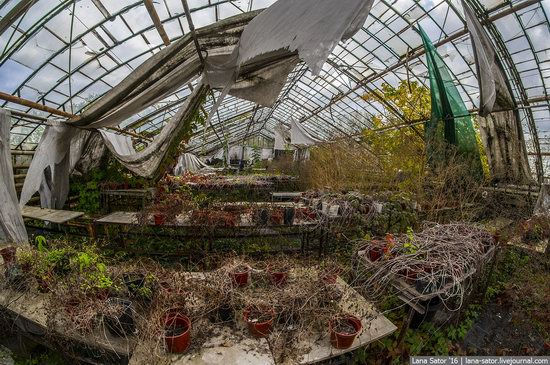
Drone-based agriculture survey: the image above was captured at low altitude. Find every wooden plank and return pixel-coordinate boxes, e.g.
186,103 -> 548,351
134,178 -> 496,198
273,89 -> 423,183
299,276 -> 397,364
95,212 -> 139,225
271,192 -> 303,198
21,206 -> 84,224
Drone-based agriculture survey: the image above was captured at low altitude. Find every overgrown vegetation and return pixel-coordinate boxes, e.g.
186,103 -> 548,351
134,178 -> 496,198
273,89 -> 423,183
303,80 -> 489,223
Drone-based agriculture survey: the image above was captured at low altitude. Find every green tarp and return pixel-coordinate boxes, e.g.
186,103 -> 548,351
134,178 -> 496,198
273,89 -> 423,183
419,26 -> 483,178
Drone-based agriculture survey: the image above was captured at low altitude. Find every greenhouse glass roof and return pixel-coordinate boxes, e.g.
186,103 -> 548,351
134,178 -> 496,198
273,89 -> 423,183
1,0 -> 549,180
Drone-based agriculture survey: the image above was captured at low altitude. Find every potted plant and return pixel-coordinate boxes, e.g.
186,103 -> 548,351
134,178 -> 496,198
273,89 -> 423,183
256,208 -> 269,225
367,240 -> 385,262
153,213 -> 166,226
267,263 -> 290,288
159,281 -> 186,306
164,313 -> 191,353
229,265 -> 250,287
319,262 -> 342,285
400,266 -> 420,284
269,209 -> 284,225
71,249 -> 114,299
329,314 -> 362,349
124,272 -> 156,301
0,246 -> 16,266
283,207 -> 295,225
243,304 -> 275,338
103,297 -> 136,337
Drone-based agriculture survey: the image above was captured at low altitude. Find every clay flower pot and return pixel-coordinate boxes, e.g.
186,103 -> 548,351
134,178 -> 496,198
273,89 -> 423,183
268,265 -> 289,287
368,240 -> 385,262
329,315 -> 362,349
0,247 -> 16,266
243,306 -> 275,338
229,266 -> 250,287
401,268 -> 418,284
164,314 -> 191,353
154,213 -> 166,226
320,266 -> 342,285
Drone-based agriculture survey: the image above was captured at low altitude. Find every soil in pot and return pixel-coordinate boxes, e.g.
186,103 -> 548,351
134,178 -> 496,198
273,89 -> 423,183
164,314 -> 191,353
329,315 -> 362,349
244,306 -> 275,338
104,298 -> 135,337
229,266 -> 250,287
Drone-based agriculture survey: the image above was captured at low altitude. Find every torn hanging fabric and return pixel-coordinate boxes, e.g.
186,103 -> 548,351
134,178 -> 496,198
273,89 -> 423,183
173,153 -> 211,175
70,130 -> 107,176
20,121 -> 78,209
290,119 -> 322,147
274,124 -> 290,151
462,0 -> 532,183
237,0 -> 374,76
203,0 -> 374,131
461,0 -> 513,115
99,130 -> 135,156
0,109 -> 28,244
534,184 -> 550,215
19,13 -> 255,210
477,110 -> 532,183
99,81 -> 208,177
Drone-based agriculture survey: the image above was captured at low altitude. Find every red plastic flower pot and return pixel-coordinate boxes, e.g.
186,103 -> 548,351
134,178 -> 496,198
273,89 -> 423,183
329,315 -> 362,349
270,271 -> 288,287
229,269 -> 250,287
0,247 -> 16,266
243,306 -> 275,338
154,214 -> 166,226
164,314 -> 191,354
320,267 -> 342,285
368,241 -> 385,262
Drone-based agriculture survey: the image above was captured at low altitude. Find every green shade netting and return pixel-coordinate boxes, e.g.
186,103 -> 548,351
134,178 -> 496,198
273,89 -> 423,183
419,26 -> 483,178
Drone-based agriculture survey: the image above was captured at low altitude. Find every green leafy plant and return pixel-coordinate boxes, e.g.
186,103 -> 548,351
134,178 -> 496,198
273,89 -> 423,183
403,226 -> 418,254
69,246 -> 115,293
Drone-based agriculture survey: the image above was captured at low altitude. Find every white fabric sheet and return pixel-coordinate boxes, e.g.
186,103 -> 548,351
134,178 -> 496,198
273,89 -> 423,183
0,110 -> 28,244
100,82 -> 208,177
174,153 -> 210,175
99,130 -> 135,156
290,119 -> 322,146
462,0 -> 531,183
534,184 -> 550,215
237,0 -> 374,76
20,121 -> 78,209
203,0 -> 374,137
462,0 -> 513,115
274,123 -> 290,150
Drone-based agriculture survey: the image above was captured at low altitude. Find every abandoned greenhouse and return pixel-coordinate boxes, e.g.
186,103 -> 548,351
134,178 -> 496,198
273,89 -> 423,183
1,0 -> 549,363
